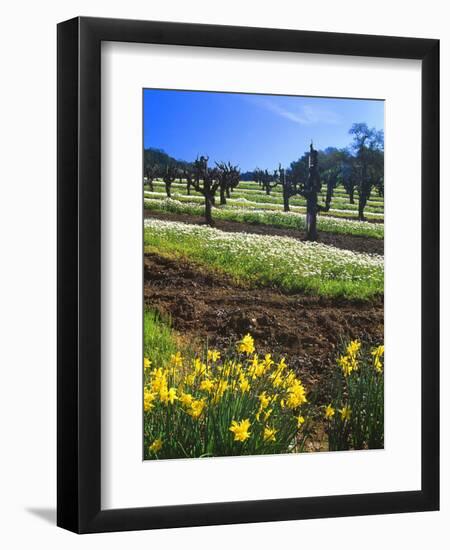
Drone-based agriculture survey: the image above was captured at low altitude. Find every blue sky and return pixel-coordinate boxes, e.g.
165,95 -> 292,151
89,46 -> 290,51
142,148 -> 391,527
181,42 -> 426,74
143,89 -> 384,172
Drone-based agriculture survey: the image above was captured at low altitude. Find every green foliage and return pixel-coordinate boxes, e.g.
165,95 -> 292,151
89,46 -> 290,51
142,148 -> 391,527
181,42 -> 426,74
325,341 -> 384,451
143,323 -> 310,460
144,147 -> 191,172
142,315 -> 384,458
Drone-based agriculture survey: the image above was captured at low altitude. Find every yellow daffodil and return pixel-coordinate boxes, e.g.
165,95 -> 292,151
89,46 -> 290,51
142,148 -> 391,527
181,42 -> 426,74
193,357 -> 208,377
188,399 -> 206,419
229,419 -> 251,442
372,345 -> 384,357
149,438 -> 163,453
277,357 -> 287,372
170,352 -> 183,368
338,354 -> 357,377
179,391 -> 193,407
238,375 -> 250,393
324,404 -> 335,419
282,370 -> 297,389
263,426 -> 277,442
263,354 -> 274,370
212,380 -> 228,404
256,392 -> 271,421
143,389 -> 156,412
199,378 -> 215,393
373,357 -> 383,373
371,345 -> 384,373
221,360 -> 241,378
207,349 -> 221,363
248,354 -> 266,378
238,334 -> 255,355
144,357 -> 151,369
270,358 -> 288,388
271,375 -> 284,389
346,340 -> 361,357
150,367 -> 167,393
285,380 -> 307,409
168,387 -> 178,405
258,391 -> 271,410
297,415 -> 305,427
339,405 -> 352,421
160,386 -> 178,406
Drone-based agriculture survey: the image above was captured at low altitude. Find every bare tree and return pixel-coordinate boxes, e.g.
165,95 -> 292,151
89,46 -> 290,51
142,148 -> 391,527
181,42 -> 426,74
349,123 -> 384,220
261,169 -> 279,195
162,165 -> 177,198
341,157 -> 357,204
183,168 -> 193,196
277,164 -> 298,212
216,161 -> 240,205
144,165 -> 159,192
296,143 -> 335,241
191,156 -> 220,226
253,168 -> 264,187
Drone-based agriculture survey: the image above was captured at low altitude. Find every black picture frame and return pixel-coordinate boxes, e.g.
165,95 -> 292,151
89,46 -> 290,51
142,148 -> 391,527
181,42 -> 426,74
57,16 -> 439,533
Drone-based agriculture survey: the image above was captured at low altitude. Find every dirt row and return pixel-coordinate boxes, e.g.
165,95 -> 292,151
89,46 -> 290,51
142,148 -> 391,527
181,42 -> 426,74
144,210 -> 383,255
144,252 -> 384,402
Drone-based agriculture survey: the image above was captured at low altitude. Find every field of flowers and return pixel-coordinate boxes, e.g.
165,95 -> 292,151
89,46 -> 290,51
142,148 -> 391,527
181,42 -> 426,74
144,218 -> 384,299
144,197 -> 384,239
143,311 -> 384,459
145,179 -> 385,221
144,190 -> 384,221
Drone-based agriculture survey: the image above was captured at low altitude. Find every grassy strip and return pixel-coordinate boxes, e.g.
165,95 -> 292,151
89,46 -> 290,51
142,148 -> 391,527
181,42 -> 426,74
144,198 -> 384,239
144,218 -> 384,300
148,182 -> 385,213
145,190 -> 384,220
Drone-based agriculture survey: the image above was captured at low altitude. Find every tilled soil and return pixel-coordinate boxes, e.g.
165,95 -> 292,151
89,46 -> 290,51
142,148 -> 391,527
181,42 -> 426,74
144,210 -> 384,255
144,252 -> 384,401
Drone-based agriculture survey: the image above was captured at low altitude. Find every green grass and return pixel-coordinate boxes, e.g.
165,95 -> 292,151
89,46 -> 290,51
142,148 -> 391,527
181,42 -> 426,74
150,178 -> 385,202
144,309 -> 178,366
144,198 -> 384,239
146,187 -> 384,219
144,219 -> 384,300
147,180 -> 385,217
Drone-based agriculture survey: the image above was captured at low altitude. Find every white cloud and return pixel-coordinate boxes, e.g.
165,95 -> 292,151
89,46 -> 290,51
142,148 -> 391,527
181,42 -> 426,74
246,96 -> 342,126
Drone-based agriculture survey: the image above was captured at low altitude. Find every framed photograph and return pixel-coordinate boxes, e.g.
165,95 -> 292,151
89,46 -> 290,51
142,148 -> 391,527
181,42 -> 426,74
57,17 -> 439,533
